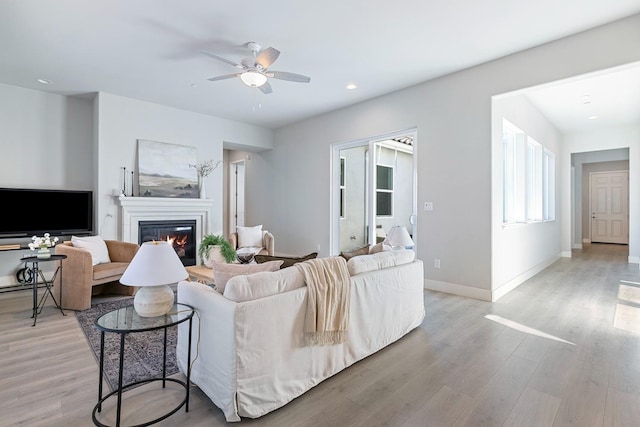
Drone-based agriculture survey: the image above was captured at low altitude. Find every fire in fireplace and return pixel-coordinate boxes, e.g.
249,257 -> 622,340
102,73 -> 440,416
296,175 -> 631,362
138,220 -> 196,266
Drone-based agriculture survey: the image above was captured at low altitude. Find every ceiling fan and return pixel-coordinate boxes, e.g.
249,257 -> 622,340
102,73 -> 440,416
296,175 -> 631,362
201,42 -> 311,94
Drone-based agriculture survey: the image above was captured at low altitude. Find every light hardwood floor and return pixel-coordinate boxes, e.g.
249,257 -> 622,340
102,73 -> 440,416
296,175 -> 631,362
1,244 -> 639,426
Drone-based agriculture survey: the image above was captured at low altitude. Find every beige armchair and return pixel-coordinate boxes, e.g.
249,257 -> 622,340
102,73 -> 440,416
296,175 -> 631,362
228,230 -> 274,256
53,240 -> 139,311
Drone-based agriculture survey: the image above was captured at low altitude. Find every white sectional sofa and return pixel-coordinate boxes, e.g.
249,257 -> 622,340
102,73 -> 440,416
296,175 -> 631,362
176,250 -> 425,422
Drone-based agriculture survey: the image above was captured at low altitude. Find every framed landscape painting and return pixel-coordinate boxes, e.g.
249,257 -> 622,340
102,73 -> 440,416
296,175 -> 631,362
137,139 -> 198,198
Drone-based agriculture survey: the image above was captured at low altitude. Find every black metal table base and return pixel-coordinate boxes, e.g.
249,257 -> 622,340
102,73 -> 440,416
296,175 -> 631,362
21,255 -> 67,326
92,304 -> 194,427
91,378 -> 189,427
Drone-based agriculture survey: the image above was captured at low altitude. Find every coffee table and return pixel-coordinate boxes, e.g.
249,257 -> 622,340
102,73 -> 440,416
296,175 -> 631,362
185,265 -> 215,285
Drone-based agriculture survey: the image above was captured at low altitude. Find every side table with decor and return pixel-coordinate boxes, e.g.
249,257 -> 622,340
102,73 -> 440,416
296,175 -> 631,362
20,233 -> 66,326
91,303 -> 195,427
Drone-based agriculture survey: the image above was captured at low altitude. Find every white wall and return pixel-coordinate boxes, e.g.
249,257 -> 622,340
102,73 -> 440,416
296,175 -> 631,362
491,94 -> 562,301
249,13 -> 640,300
562,126 -> 640,263
94,92 -> 274,241
0,83 -> 93,285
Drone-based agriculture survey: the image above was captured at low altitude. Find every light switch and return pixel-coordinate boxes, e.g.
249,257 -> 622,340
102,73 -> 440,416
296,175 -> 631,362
424,201 -> 433,211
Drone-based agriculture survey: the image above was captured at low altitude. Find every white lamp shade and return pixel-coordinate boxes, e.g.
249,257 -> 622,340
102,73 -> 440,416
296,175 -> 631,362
386,226 -> 414,248
120,241 -> 188,287
240,71 -> 267,87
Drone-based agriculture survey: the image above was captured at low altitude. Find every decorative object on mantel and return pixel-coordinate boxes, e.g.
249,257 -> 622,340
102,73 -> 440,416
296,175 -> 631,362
131,170 -> 135,196
121,166 -> 127,196
28,233 -> 59,259
198,234 -> 236,267
189,159 -> 222,199
120,241 -> 188,317
137,139 -> 198,198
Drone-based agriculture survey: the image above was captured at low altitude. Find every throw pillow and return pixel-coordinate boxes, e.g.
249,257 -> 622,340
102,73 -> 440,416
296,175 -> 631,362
223,266 -> 306,302
254,252 -> 318,269
237,225 -> 263,248
71,235 -> 111,266
339,244 -> 370,260
369,242 -> 392,254
212,260 -> 283,293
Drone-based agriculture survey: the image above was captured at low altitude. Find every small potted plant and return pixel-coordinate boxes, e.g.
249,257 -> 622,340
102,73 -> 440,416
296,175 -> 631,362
198,234 -> 236,267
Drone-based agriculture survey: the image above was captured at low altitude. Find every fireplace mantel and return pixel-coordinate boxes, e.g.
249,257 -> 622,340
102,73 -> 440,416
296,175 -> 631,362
116,196 -> 214,247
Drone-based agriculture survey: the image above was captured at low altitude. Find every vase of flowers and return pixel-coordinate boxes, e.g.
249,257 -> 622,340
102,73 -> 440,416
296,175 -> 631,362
189,159 -> 222,199
28,233 -> 59,259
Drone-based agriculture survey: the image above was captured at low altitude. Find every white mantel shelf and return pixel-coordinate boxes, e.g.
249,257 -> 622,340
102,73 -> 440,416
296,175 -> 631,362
116,195 -> 214,245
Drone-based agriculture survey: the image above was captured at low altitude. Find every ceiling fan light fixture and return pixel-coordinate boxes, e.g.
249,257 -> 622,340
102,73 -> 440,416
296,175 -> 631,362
240,71 -> 267,88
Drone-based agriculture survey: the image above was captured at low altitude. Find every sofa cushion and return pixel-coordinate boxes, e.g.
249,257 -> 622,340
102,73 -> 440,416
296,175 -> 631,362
212,260 -> 283,293
236,225 -> 263,248
223,266 -> 306,302
71,235 -> 111,266
347,249 -> 416,276
339,244 -> 370,260
92,261 -> 129,281
254,252 -> 318,269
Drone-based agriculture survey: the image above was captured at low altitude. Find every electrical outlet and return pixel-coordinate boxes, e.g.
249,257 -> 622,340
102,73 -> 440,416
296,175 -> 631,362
434,259 -> 441,268
424,201 -> 433,211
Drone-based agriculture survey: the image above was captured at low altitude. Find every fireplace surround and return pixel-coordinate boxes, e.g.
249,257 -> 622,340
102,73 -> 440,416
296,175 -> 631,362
116,196 -> 214,265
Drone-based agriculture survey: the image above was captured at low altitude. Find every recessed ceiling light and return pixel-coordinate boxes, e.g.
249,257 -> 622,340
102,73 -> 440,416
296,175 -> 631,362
37,78 -> 53,85
346,83 -> 357,90
588,115 -> 599,120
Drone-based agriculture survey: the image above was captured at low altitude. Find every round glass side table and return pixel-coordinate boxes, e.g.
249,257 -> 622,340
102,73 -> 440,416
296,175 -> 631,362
91,302 -> 194,427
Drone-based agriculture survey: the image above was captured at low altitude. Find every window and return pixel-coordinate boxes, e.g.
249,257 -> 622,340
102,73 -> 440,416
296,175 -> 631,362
503,120 -> 525,223
503,119 -> 555,224
376,164 -> 393,217
543,149 -> 555,220
339,157 -> 346,219
526,137 -> 542,221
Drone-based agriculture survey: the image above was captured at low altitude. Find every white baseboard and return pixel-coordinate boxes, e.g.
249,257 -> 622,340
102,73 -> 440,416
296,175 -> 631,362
582,238 -> 591,244
423,279 -> 492,301
491,253 -> 561,302
561,251 -> 572,258
572,243 -> 583,250
628,256 -> 640,264
0,274 -> 19,288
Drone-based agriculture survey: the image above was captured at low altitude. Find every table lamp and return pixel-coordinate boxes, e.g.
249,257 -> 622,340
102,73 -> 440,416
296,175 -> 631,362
385,226 -> 415,249
120,241 -> 188,317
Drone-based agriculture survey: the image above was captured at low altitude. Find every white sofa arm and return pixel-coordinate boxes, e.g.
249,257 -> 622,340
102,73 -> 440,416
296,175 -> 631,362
176,280 -> 241,422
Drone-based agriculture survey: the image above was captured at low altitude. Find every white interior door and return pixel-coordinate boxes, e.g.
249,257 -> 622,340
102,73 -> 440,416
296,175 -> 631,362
229,160 -> 245,235
590,171 -> 628,244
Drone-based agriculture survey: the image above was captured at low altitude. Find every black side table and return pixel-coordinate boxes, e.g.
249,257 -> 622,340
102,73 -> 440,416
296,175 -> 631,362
19,254 -> 67,326
92,303 -> 194,427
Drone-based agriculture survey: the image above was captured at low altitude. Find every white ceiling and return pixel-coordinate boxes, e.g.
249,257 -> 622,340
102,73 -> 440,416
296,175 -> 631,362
1,1 -> 640,130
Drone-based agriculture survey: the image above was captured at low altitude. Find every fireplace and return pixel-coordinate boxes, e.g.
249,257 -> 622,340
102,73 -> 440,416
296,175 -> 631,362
138,220 -> 196,266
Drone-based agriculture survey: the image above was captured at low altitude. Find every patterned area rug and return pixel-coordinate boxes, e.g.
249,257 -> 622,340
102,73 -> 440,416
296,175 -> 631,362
75,297 -> 179,392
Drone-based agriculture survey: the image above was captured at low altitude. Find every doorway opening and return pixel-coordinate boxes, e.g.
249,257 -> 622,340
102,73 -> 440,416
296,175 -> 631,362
229,159 -> 246,236
331,129 -> 417,256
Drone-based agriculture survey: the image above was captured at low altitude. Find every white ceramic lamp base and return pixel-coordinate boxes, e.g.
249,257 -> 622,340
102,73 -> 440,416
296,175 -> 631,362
133,285 -> 175,317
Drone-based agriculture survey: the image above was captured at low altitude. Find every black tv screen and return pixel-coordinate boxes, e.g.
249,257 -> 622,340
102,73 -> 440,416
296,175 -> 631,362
0,188 -> 93,237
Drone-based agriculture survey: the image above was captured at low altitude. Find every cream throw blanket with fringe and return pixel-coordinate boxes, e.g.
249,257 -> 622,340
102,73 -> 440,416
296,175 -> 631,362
295,257 -> 351,346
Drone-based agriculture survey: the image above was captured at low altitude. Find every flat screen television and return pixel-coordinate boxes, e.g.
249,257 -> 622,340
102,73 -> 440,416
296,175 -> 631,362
0,188 -> 94,238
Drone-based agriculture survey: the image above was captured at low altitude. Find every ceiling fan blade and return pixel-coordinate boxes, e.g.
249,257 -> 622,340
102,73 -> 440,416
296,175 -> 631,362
267,71 -> 311,83
207,73 -> 240,82
259,81 -> 273,94
255,47 -> 280,70
201,50 -> 244,69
